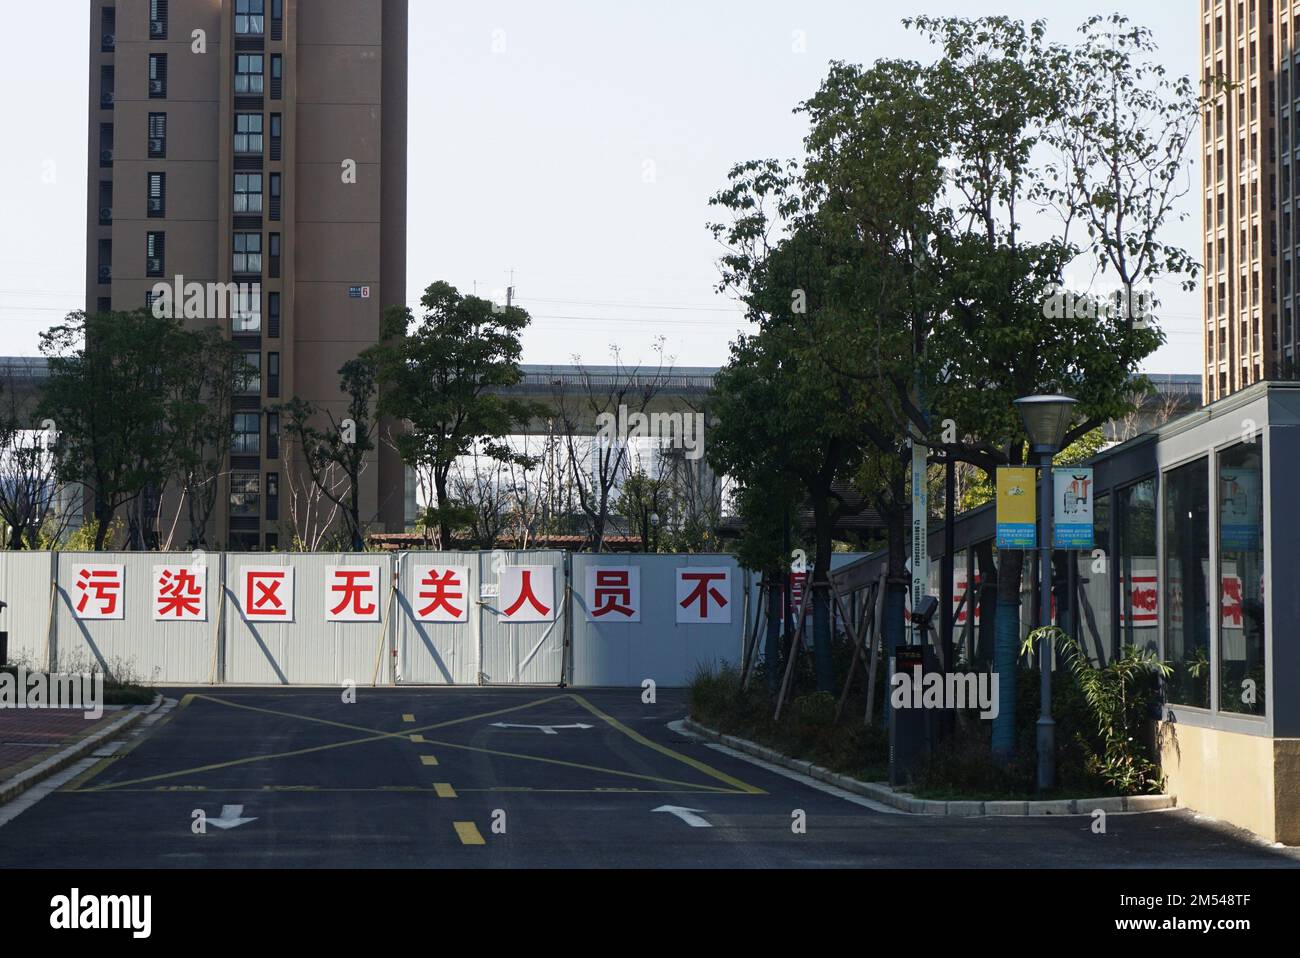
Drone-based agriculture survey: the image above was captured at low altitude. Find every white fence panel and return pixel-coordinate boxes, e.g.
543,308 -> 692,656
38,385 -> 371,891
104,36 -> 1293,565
478,551 -> 567,686
224,553 -> 394,686
0,552 -> 57,669
571,554 -> 747,688
395,551 -> 484,685
54,553 -> 217,684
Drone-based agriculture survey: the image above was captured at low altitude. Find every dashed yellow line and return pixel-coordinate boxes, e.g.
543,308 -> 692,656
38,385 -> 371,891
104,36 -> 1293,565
419,755 -> 439,766
402,714 -> 415,723
453,821 -> 485,845
410,734 -> 426,743
433,783 -> 457,798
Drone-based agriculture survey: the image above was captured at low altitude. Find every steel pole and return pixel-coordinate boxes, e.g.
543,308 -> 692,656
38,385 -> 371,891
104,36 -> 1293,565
1036,448 -> 1056,792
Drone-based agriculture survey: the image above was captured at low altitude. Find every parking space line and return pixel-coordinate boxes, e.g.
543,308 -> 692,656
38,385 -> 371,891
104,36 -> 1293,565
568,694 -> 765,795
420,736 -> 747,793
453,821 -> 485,845
433,783 -> 457,798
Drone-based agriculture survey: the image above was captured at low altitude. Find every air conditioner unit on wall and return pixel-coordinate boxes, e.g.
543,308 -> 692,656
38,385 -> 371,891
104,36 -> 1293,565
99,207 -> 113,223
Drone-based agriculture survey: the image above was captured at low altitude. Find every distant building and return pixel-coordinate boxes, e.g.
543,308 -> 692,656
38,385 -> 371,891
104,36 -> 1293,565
86,0 -> 409,548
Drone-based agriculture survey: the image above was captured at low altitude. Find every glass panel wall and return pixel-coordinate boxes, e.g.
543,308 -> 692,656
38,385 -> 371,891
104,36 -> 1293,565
1164,459 -> 1211,708
1077,492 -> 1111,664
1218,443 -> 1266,716
1116,479 -> 1158,656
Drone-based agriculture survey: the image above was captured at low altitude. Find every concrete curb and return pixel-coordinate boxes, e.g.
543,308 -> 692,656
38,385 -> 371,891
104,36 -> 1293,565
0,694 -> 163,807
680,717 -> 1176,817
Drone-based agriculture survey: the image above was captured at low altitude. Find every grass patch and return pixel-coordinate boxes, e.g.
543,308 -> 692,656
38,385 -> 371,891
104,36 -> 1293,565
689,663 -> 889,783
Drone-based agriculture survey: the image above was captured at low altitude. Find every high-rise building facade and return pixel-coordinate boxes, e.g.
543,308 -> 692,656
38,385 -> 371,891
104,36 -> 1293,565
86,0 -> 408,548
1198,1 -> 1300,402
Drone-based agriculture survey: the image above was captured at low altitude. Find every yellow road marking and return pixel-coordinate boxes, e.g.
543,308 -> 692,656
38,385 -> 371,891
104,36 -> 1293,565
419,737 -> 742,793
568,693 -> 765,795
433,783 -> 457,798
79,695 -> 572,792
402,714 -> 415,723
410,734 -> 426,743
453,821 -> 485,845
420,755 -> 438,766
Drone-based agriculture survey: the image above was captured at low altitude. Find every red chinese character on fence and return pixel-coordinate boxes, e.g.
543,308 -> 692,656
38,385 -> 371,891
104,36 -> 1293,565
246,569 -> 290,619
75,567 -> 123,619
329,569 -> 377,619
503,570 -> 551,618
592,569 -> 634,618
679,572 -> 729,618
418,567 -> 466,621
156,568 -> 203,619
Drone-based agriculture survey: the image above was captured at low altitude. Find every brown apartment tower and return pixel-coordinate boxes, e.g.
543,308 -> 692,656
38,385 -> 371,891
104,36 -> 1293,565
85,0 -> 408,549
1199,1 -> 1300,402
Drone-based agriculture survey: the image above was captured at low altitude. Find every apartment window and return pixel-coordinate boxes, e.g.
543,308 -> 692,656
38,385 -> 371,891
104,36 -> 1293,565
269,114 -> 282,160
234,113 -> 264,154
266,414 -> 280,460
271,0 -> 283,40
98,239 -> 112,284
233,232 -> 262,274
148,113 -> 167,158
269,233 -> 281,278
102,8 -> 116,52
239,353 -> 262,395
230,473 -> 260,517
150,0 -> 168,39
234,173 -> 263,213
270,55 -> 283,100
235,0 -> 264,36
268,291 -> 281,338
269,173 -> 281,221
149,54 -> 167,99
233,287 -> 261,333
235,55 -> 264,95
97,297 -> 112,315
98,182 -> 113,226
266,472 -> 279,522
267,352 -> 280,399
100,65 -> 114,110
146,232 -> 165,278
144,171 -> 165,218
1164,459 -> 1211,709
99,123 -> 114,167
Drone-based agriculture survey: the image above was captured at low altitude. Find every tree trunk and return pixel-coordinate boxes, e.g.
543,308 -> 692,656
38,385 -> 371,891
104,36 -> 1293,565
991,548 -> 1024,761
765,577 -> 782,693
812,496 -> 835,693
434,470 -> 451,550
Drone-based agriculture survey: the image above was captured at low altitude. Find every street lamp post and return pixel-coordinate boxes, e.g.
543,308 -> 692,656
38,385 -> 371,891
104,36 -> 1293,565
1013,394 -> 1078,794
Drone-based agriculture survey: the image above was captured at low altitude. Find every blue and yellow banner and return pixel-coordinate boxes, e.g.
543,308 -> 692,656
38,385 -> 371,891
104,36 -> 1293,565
996,467 -> 1037,549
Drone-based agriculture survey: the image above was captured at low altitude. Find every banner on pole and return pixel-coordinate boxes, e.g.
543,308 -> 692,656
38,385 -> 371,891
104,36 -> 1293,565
1053,468 -> 1094,550
996,467 -> 1036,549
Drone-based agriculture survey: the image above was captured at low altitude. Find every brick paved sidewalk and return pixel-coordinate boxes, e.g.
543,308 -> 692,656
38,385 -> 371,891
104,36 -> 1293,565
0,709 -> 123,784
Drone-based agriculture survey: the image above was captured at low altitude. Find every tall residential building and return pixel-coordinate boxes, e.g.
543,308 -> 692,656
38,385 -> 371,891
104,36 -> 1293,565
86,0 -> 408,549
1198,1 -> 1300,402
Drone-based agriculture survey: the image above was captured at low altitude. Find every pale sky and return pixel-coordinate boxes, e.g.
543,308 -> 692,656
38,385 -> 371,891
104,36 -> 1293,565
0,0 -> 1202,374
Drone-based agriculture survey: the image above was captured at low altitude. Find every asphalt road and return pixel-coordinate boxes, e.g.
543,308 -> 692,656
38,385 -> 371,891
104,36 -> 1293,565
0,687 -> 1295,869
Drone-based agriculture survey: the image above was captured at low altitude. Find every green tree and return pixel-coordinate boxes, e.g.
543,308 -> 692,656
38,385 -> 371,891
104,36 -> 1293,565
278,356 -> 380,552
367,282 -> 539,549
38,310 -> 197,551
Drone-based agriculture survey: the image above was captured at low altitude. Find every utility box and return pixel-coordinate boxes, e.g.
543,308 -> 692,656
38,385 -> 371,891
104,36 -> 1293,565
889,645 -> 946,787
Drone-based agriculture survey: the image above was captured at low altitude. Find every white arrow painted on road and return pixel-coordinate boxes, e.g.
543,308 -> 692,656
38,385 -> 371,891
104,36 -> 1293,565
652,805 -> 712,828
208,805 -> 257,831
489,723 -> 593,735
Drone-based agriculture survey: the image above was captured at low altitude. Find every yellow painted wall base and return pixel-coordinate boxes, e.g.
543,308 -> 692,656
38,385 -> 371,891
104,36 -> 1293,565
1159,722 -> 1300,845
